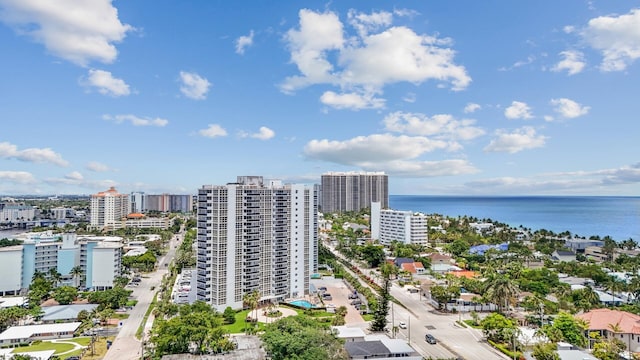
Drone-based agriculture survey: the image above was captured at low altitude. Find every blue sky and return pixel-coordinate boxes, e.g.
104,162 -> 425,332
1,1 -> 639,196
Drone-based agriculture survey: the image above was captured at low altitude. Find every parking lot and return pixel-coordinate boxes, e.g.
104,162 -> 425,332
311,277 -> 365,324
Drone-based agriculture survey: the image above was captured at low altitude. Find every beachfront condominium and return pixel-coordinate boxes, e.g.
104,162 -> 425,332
196,176 -> 318,312
90,187 -> 130,230
370,202 -> 429,246
320,171 -> 388,214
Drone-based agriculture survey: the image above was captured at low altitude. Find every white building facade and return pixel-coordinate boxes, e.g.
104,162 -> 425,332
196,176 -> 318,312
370,203 -> 428,246
90,187 -> 130,230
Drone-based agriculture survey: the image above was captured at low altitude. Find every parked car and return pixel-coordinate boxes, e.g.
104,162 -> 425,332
425,334 -> 437,344
318,286 -> 327,292
350,299 -> 362,305
348,293 -> 358,299
399,321 -> 407,329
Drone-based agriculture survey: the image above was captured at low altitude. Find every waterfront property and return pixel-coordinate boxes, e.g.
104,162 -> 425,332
370,202 -> 428,246
320,171 -> 388,214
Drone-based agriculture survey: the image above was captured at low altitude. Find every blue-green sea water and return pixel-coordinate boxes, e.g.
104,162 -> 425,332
390,196 -> 640,241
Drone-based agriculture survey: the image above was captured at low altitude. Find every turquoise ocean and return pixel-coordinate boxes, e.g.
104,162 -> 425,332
390,196 -> 640,241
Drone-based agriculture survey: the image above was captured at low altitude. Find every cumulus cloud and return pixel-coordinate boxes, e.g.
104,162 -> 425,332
179,71 -> 211,100
281,9 -> 471,98
498,55 -> 535,71
0,0 -> 133,66
463,103 -> 481,113
0,142 -> 69,166
484,126 -> 547,153
235,30 -> 254,55
240,126 -> 275,140
551,50 -> 586,75
320,91 -> 385,110
199,124 -> 228,138
582,8 -> 640,71
550,98 -> 590,119
383,112 -> 485,143
504,101 -> 533,120
82,69 -> 130,96
304,134 -> 478,177
347,9 -> 393,37
0,171 -> 36,183
86,161 -> 112,172
103,114 -> 168,127
304,133 -> 450,165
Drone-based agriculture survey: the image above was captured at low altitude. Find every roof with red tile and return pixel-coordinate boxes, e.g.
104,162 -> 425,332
448,270 -> 479,279
576,308 -> 640,334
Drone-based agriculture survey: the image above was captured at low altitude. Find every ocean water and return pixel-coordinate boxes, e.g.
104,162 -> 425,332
390,196 -> 640,241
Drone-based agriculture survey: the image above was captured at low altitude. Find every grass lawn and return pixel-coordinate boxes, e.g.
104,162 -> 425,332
12,337 -> 92,356
362,314 -> 375,321
223,310 -> 266,334
463,319 -> 482,329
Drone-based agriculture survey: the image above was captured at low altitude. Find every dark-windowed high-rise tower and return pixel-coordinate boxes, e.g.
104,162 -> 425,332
320,171 -> 388,214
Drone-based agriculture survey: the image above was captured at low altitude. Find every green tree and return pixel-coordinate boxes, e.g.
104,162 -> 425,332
87,287 -> 132,310
532,342 -> 560,360
150,301 -> 233,356
429,285 -> 461,311
28,276 -> 53,305
369,263 -> 395,332
592,336 -> 626,360
481,312 -> 516,343
53,286 -> 78,305
548,312 -> 588,347
360,244 -> 385,268
261,316 -> 348,360
484,274 -> 519,313
69,265 -> 84,288
223,306 -> 236,325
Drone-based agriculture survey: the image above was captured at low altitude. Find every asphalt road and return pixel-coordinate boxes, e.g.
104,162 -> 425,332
103,228 -> 184,360
325,243 -> 508,360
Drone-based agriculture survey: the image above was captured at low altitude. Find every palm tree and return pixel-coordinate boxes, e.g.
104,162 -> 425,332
242,290 -> 259,331
69,266 -> 84,289
47,268 -> 62,287
485,274 -> 519,313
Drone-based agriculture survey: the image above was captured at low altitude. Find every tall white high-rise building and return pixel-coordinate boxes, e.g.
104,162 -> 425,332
90,187 -> 130,230
370,202 -> 429,246
196,176 -> 318,312
130,191 -> 145,213
320,171 -> 388,214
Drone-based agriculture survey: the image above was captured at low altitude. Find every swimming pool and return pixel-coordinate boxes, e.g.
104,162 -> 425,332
288,300 -> 316,309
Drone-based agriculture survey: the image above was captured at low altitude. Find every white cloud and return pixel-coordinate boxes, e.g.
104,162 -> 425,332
281,9 -> 344,93
504,101 -> 533,119
86,161 -> 111,172
82,69 -> 130,96
498,55 -> 535,71
582,8 -> 640,71
461,163 -> 640,194
550,98 -> 590,119
0,0 -> 133,66
365,159 -> 478,177
563,25 -> 575,34
320,91 -> 385,110
551,50 -> 586,75
235,30 -> 254,55
304,133 -> 478,177
0,171 -> 36,183
347,9 -> 393,37
281,9 -> 471,97
240,126 -> 275,140
0,142 -> 69,166
102,114 -> 168,127
199,124 -> 228,138
304,133 -> 450,165
64,171 -> 84,181
402,92 -> 416,103
179,71 -> 211,100
383,111 -> 485,142
484,126 -> 547,153
463,103 -> 481,113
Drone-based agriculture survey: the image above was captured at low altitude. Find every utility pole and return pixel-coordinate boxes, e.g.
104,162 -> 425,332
408,316 -> 411,345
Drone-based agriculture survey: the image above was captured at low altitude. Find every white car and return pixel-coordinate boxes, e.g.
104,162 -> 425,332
398,321 -> 407,329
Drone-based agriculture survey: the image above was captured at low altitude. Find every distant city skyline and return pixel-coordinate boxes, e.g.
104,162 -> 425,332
1,1 -> 639,196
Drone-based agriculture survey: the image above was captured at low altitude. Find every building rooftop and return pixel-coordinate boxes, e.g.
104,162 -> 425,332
577,309 -> 640,334
332,326 -> 366,339
0,322 -> 81,341
41,304 -> 98,322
